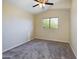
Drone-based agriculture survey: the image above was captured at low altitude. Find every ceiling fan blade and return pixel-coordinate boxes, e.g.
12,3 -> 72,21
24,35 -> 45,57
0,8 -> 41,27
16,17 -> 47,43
45,3 -> 54,5
34,0 -> 39,2
33,4 -> 39,7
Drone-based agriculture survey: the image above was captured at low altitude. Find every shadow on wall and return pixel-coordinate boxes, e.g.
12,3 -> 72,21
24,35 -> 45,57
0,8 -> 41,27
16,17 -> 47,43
2,0 -> 33,52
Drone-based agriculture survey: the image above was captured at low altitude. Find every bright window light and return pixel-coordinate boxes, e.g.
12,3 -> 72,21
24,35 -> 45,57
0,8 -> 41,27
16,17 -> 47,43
42,17 -> 58,29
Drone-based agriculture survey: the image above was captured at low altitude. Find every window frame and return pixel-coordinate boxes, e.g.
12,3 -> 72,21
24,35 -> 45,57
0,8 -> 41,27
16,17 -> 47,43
42,17 -> 59,29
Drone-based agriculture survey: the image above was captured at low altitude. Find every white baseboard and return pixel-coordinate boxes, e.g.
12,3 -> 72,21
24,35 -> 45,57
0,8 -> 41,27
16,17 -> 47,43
3,39 -> 31,53
34,37 -> 69,43
70,43 -> 77,58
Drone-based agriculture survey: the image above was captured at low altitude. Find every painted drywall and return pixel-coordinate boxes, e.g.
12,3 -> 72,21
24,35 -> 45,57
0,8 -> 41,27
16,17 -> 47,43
6,0 -> 71,14
34,9 -> 70,42
2,1 -> 34,52
70,0 -> 77,57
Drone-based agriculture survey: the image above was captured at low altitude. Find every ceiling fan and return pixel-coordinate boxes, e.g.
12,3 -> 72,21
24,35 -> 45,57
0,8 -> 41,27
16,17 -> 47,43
33,0 -> 54,8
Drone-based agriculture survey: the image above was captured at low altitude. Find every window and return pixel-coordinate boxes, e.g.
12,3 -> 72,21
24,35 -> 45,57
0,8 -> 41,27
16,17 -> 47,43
42,17 -> 58,29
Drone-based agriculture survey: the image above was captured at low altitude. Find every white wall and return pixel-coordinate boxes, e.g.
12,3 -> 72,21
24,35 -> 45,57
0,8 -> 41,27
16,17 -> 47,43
70,0 -> 77,57
2,1 -> 34,52
34,9 -> 70,42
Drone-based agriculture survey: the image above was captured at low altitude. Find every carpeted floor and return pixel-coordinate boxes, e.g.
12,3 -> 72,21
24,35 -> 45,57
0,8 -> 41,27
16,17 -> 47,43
3,39 -> 76,59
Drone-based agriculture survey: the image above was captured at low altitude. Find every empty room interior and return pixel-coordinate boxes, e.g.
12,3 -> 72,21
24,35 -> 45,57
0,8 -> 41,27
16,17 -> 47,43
2,0 -> 77,59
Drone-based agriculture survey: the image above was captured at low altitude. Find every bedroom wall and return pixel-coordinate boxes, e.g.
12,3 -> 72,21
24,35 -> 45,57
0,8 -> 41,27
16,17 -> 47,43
2,0 -> 34,52
70,0 -> 77,57
34,9 -> 70,42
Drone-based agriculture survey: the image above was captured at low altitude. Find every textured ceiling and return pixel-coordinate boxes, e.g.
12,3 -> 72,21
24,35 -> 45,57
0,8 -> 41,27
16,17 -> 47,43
5,0 -> 71,14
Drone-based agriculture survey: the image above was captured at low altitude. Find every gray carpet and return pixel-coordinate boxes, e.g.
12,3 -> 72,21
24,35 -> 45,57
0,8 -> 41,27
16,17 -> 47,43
3,39 -> 76,59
